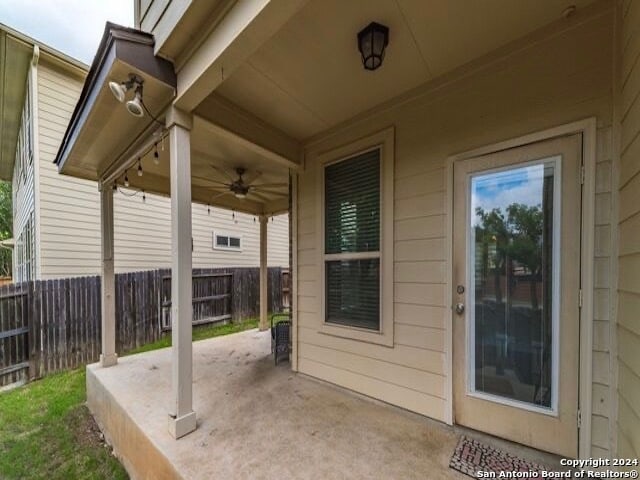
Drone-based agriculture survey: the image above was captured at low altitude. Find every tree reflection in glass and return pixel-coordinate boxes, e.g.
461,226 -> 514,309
471,161 -> 555,408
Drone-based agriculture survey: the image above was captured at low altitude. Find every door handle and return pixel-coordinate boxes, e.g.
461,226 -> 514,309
455,303 -> 465,315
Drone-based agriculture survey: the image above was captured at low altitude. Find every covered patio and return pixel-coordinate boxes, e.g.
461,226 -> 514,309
52,0 -> 640,472
88,328 -> 557,479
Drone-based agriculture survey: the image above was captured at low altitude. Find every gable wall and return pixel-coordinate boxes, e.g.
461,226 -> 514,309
295,8 -> 615,456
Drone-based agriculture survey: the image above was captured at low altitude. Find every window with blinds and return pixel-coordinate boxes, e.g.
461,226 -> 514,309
324,149 -> 380,330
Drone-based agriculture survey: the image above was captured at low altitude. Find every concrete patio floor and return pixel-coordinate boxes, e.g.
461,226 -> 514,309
86,329 -> 547,480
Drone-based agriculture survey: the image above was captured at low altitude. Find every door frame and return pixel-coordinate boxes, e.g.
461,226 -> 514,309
444,117 -> 596,459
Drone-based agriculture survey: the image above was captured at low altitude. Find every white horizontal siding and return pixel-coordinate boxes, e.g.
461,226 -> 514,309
35,63 -> 289,279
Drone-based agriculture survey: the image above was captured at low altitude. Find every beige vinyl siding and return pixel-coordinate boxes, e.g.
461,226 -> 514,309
297,9 -> 614,433
136,0 -> 175,31
35,62 -> 289,279
135,0 -> 190,52
617,0 -> 640,460
591,125 -> 615,458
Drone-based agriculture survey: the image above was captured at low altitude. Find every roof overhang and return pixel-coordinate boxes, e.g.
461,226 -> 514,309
0,27 -> 32,181
54,22 -> 176,181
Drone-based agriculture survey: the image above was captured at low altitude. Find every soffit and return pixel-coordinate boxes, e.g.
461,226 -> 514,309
55,23 -> 176,180
215,0 -> 596,141
0,31 -> 31,181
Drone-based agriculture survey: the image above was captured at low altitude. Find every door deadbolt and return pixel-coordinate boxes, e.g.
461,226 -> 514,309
455,303 -> 465,315
456,285 -> 465,294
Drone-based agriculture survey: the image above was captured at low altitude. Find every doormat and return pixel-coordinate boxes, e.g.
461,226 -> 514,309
449,435 -> 548,478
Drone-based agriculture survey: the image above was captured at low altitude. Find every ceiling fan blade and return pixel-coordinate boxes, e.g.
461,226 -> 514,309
209,164 -> 236,183
251,182 -> 288,189
251,187 -> 288,197
209,191 -> 230,202
192,174 -> 231,187
244,170 -> 263,185
249,191 -> 270,203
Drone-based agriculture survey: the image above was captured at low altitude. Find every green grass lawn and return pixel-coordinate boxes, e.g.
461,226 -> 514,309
0,369 -> 128,480
125,317 -> 259,355
0,317 -> 261,479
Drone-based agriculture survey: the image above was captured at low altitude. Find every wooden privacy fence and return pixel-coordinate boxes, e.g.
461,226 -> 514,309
161,272 -> 233,329
0,283 -> 30,387
0,267 -> 285,387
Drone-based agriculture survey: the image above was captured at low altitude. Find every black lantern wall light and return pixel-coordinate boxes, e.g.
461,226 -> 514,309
357,22 -> 389,70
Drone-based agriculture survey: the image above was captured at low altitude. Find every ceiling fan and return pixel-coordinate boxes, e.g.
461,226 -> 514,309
207,165 -> 288,202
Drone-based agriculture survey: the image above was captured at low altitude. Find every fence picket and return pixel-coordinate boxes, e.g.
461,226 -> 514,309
9,284 -> 17,384
77,277 -> 84,366
91,277 -> 97,363
75,277 -> 81,368
0,286 -> 6,379
47,280 -> 55,375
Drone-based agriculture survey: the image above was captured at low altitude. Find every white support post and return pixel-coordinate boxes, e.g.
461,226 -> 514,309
259,215 -> 268,331
99,184 -> 117,367
290,171 -> 298,371
167,108 -> 197,439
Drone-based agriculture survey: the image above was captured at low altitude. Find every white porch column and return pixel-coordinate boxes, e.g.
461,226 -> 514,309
259,215 -> 268,331
167,107 -> 197,439
99,184 -> 117,367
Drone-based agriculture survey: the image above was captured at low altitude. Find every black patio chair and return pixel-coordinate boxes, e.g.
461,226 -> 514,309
271,312 -> 291,365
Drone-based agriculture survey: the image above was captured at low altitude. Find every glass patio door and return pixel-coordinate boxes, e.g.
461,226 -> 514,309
452,134 -> 582,458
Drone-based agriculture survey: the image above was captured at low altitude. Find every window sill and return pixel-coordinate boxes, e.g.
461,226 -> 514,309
318,321 -> 394,347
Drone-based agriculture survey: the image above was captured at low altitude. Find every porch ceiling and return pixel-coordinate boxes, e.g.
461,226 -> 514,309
215,0 -> 595,141
119,114 -> 290,216
54,21 -> 290,216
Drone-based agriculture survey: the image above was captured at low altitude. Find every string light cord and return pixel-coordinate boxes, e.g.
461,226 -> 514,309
139,129 -> 168,159
116,129 -> 168,183
117,187 -> 143,197
141,99 -> 165,128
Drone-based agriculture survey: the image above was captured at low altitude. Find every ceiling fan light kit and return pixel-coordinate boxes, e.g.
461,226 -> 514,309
230,167 -> 250,199
207,165 -> 288,203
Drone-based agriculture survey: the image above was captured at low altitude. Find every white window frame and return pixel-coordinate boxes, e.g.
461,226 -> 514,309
13,212 -> 36,283
212,231 -> 243,251
315,127 -> 394,347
